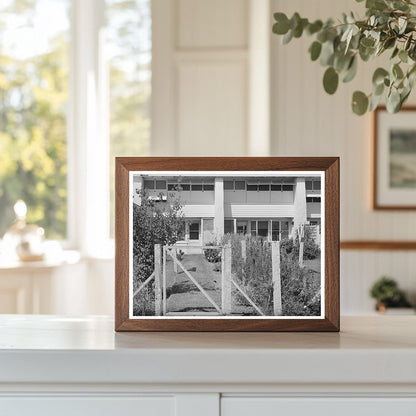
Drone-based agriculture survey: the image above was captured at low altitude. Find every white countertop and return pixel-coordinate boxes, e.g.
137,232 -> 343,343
0,315 -> 415,387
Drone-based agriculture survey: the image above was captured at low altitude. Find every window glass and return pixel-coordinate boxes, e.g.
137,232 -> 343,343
203,184 -> 214,191
234,180 -> 245,190
305,180 -> 313,190
258,221 -> 268,237
281,221 -> 290,239
258,184 -> 270,191
250,221 -> 257,236
271,221 -> 280,241
191,184 -> 203,191
247,184 -> 257,191
0,0 -> 70,238
167,184 -> 177,191
144,180 -> 154,189
107,0 -> 151,237
179,184 -> 190,191
314,181 -> 321,190
155,180 -> 166,190
224,219 -> 234,234
236,221 -> 247,234
271,184 -> 281,191
189,222 -> 199,240
224,181 -> 234,190
282,185 -> 293,191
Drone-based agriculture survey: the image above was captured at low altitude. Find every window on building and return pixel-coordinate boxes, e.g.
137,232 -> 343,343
224,219 -> 234,234
144,180 -> 155,189
203,184 -> 214,191
155,180 -> 166,190
307,197 -> 321,203
234,180 -> 245,190
189,222 -> 200,240
271,221 -> 280,241
258,221 -> 268,238
191,184 -> 203,191
271,184 -> 282,191
179,184 -> 190,191
236,221 -> 247,235
281,221 -> 290,239
306,180 -> 321,191
250,221 -> 257,236
258,184 -> 270,191
282,185 -> 294,191
224,181 -> 234,190
247,184 -> 258,191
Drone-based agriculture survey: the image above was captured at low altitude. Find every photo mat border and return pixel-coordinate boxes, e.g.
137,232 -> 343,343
115,157 -> 340,332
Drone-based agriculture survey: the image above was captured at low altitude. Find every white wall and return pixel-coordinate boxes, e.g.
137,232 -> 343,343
270,0 -> 416,313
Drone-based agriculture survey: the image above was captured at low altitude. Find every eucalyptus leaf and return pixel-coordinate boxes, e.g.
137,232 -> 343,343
323,67 -> 339,94
372,67 -> 389,85
369,92 -> 383,111
342,56 -> 358,82
399,49 -> 408,63
307,20 -> 323,35
309,41 -> 322,61
386,87 -> 401,112
273,13 -> 290,34
282,29 -> 293,44
393,63 -> 404,79
352,91 -> 369,115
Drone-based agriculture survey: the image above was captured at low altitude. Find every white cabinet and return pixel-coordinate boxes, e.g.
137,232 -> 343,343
221,398 -> 416,416
1,316 -> 416,416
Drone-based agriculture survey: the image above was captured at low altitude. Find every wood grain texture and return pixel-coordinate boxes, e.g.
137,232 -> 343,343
340,241 -> 416,250
115,157 -> 340,332
373,106 -> 416,210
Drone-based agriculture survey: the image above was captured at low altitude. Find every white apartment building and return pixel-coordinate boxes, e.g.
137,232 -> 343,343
133,175 -> 321,245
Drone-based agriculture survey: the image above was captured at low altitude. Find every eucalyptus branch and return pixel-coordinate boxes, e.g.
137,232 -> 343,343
272,0 -> 416,115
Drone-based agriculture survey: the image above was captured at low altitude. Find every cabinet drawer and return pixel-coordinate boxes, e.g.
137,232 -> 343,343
221,397 -> 416,416
0,396 -> 175,416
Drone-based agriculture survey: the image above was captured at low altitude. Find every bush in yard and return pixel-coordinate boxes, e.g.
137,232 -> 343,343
132,190 -> 184,315
203,242 -> 221,263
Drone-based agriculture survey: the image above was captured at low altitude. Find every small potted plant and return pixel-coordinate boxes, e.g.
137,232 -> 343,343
370,276 -> 413,313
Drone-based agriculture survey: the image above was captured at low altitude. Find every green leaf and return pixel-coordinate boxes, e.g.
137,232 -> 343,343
320,40 -> 335,66
342,56 -> 357,82
369,92 -> 383,111
393,63 -> 404,79
273,13 -> 290,35
282,29 -> 293,44
307,20 -> 323,35
309,41 -> 322,61
352,91 -> 369,115
405,34 -> 413,51
386,87 -> 401,113
391,47 -> 399,59
323,67 -> 339,94
399,49 -> 408,63
366,0 -> 388,10
372,67 -> 389,86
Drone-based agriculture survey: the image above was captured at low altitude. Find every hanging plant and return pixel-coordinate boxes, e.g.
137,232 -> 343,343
272,0 -> 416,115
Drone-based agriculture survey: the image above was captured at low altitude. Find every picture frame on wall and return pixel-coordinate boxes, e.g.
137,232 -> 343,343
373,106 -> 416,210
115,157 -> 339,332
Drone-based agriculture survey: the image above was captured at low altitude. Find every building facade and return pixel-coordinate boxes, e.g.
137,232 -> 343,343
133,175 -> 321,245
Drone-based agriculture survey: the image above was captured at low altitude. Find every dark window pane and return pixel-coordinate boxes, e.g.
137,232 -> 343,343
155,180 -> 166,190
282,185 -> 293,191
189,222 -> 199,240
314,181 -> 321,190
250,221 -> 257,236
236,221 -> 247,234
247,184 -> 257,191
272,221 -> 280,231
191,184 -> 203,191
234,180 -> 245,190
258,184 -> 270,191
258,221 -> 268,237
272,232 -> 279,241
306,197 -> 313,203
271,184 -> 281,191
224,180 -> 234,190
179,184 -> 190,191
305,180 -> 313,190
281,221 -> 289,231
168,184 -> 177,191
224,220 -> 234,234
203,184 -> 214,191
144,180 -> 154,189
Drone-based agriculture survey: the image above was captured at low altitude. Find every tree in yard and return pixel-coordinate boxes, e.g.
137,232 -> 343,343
132,191 -> 184,315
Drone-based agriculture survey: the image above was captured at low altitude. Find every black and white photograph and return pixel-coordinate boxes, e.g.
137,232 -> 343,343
129,171 -> 324,318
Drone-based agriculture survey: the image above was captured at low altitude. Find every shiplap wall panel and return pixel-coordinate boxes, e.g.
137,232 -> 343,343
177,0 -> 248,49
177,61 -> 247,156
271,0 -> 416,314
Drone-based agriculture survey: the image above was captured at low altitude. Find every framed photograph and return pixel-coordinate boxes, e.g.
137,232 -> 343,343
373,106 -> 416,209
115,157 -> 339,331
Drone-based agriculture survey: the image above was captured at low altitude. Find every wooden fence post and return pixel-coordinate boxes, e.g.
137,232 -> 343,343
222,243 -> 232,315
241,239 -> 246,263
173,246 -> 178,273
154,244 -> 163,316
271,241 -> 282,316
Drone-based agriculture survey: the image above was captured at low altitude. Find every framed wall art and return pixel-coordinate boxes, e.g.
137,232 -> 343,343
373,106 -> 416,210
115,157 -> 339,331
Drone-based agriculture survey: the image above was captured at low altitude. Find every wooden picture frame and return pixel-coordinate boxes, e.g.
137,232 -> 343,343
373,106 -> 416,210
115,157 -> 339,332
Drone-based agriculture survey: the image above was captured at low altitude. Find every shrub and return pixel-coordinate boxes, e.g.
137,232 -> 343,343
370,276 -> 411,308
203,242 -> 221,263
